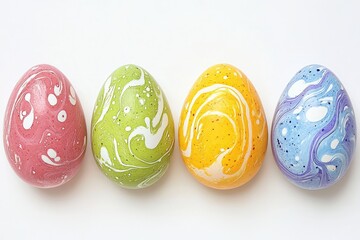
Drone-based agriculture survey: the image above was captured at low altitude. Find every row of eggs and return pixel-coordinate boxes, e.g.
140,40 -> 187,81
3,64 -> 356,190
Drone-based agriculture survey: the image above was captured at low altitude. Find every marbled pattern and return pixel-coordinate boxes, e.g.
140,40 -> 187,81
271,64 -> 356,190
179,64 -> 268,189
3,64 -> 87,188
91,64 -> 174,189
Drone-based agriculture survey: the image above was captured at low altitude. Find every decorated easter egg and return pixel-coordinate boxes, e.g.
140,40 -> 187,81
3,64 -> 87,188
271,64 -> 356,190
178,64 -> 268,189
91,64 -> 174,189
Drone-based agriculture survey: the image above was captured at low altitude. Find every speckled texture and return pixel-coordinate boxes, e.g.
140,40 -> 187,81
271,64 -> 356,190
91,64 -> 174,189
3,64 -> 87,188
179,64 -> 268,189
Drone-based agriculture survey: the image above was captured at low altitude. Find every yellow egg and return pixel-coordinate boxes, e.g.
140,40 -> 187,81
179,64 -> 268,189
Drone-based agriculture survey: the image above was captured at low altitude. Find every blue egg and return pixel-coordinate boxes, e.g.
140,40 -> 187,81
271,64 -> 356,190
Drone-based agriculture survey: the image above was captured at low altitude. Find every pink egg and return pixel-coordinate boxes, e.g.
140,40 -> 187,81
3,64 -> 87,188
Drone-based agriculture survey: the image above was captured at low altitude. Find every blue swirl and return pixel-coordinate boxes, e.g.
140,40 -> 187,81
271,64 -> 356,190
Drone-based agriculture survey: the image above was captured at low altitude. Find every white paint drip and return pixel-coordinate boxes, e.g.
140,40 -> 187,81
287,72 -> 325,98
196,123 -> 204,140
14,154 -> 21,166
54,83 -> 62,96
190,111 -> 240,182
182,83 -> 254,181
124,106 -> 130,113
326,165 -> 336,171
321,154 -> 333,163
193,148 -> 232,182
57,110 -> 67,122
306,106 -> 328,122
319,96 -> 333,103
48,94 -> 57,106
24,93 -> 30,101
325,84 -> 333,93
128,114 -> 169,149
112,138 -> 148,170
100,146 -> 112,166
22,93 -> 34,130
331,139 -> 339,149
93,76 -> 114,127
69,86 -> 76,105
152,89 -> 164,127
41,148 -> 62,166
47,148 -> 57,158
94,67 -> 174,173
293,106 -> 303,115
120,68 -> 145,100
7,70 -> 61,137
20,111 -> 26,120
182,84 -> 253,167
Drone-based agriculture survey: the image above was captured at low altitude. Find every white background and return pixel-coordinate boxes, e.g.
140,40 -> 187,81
0,0 -> 359,239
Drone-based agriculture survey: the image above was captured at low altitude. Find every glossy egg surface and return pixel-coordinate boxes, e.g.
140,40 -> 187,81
179,64 -> 268,189
91,64 -> 174,189
3,64 -> 87,188
272,64 -> 356,190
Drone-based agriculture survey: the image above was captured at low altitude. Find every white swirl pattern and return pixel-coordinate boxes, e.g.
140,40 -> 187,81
92,65 -> 174,188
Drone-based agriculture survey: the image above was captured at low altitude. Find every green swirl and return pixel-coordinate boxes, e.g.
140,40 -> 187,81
91,64 -> 174,189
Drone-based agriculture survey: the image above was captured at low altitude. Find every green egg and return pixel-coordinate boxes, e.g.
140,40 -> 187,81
91,64 -> 175,189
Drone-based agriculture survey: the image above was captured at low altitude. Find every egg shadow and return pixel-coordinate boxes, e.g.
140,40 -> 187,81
199,171 -> 262,196
194,147 -> 273,199
108,144 -> 180,199
299,155 -> 356,201
33,153 -> 91,199
111,164 -> 172,198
